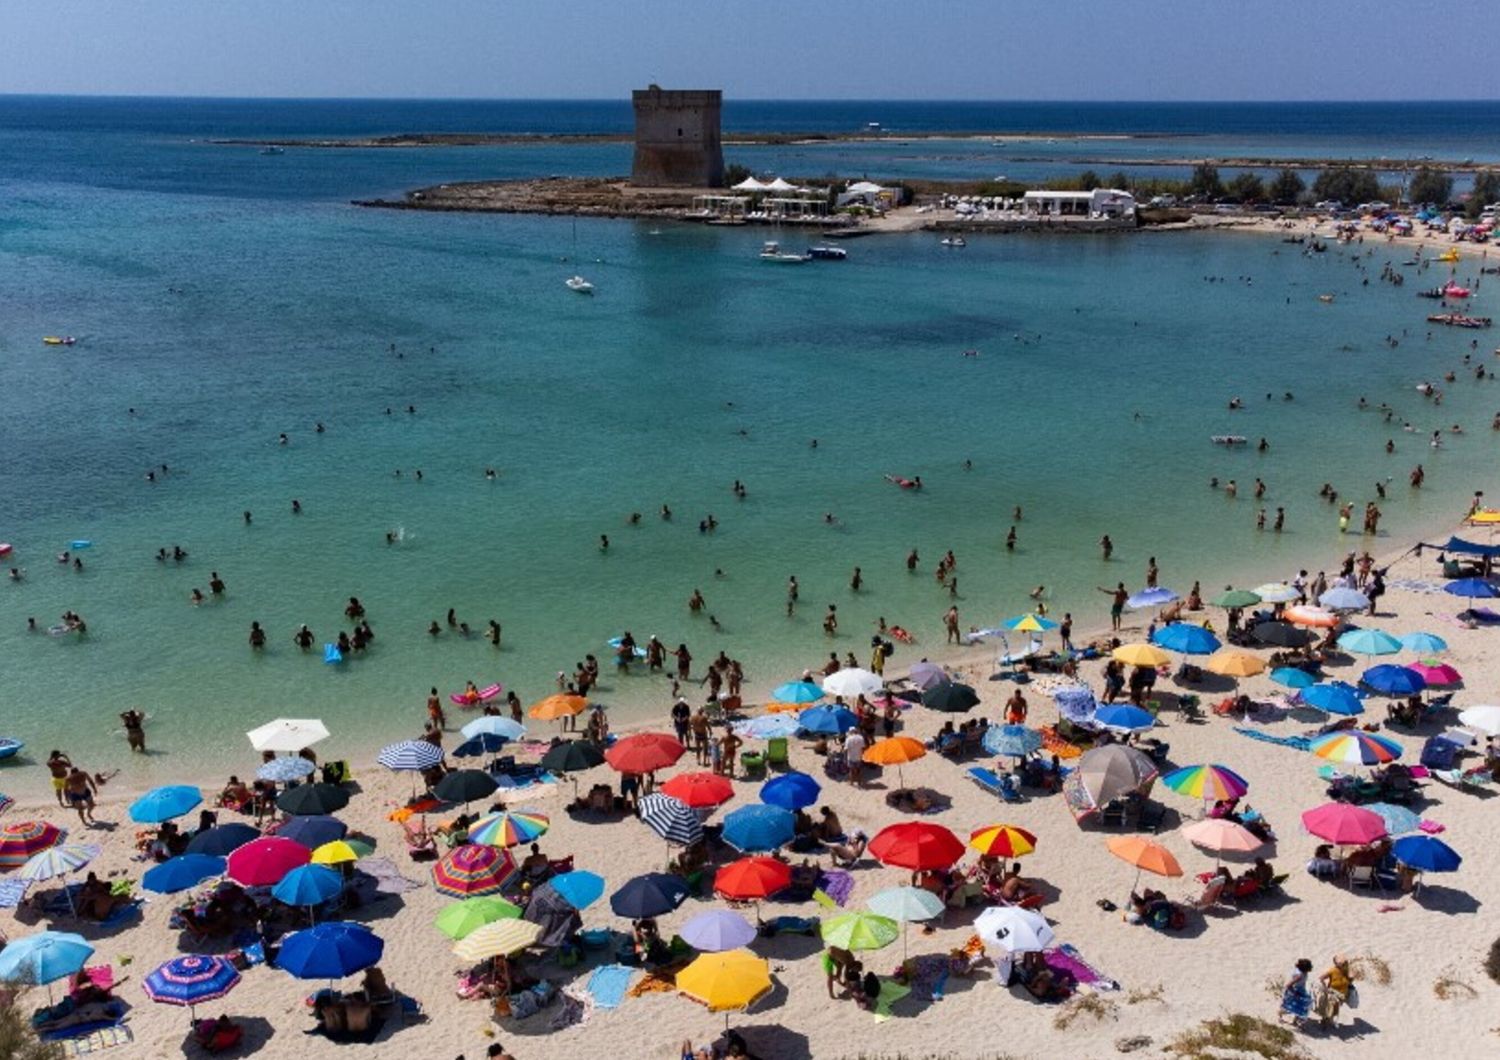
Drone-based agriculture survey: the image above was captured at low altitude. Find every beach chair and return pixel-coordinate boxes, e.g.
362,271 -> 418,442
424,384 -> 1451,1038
740,752 -> 765,778
1346,865 -> 1386,891
1183,876 -> 1226,911
1420,736 -> 1460,771
1099,800 -> 1127,828
321,760 -> 353,785
402,820 -> 437,861
965,766 -> 1006,799
765,737 -> 790,770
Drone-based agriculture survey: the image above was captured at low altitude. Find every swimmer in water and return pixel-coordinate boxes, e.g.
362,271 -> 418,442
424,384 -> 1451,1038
209,572 -> 225,595
249,621 -> 266,649
294,624 -> 314,650
291,499 -> 301,514
279,433 -> 288,446
487,620 -> 501,647
190,588 -> 204,604
428,621 -> 441,636
244,510 -> 252,524
661,504 -> 672,520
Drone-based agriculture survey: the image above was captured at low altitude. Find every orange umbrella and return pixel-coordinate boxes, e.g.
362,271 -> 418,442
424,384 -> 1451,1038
1106,835 -> 1182,893
862,736 -> 927,790
529,694 -> 587,721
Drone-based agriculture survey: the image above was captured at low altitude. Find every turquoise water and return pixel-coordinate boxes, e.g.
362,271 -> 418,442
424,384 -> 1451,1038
2,100 -> 1499,791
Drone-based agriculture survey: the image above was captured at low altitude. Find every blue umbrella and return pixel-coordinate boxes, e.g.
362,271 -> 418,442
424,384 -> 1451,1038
1364,803 -> 1422,836
772,681 -> 825,704
609,873 -> 690,918
0,931 -> 93,986
1270,667 -> 1317,690
733,714 -> 801,741
548,870 -> 605,911
453,732 -> 510,758
277,922 -> 384,981
272,864 -> 344,910
143,955 -> 241,1012
1400,631 -> 1448,654
1127,586 -> 1179,609
637,793 -> 703,847
797,705 -> 857,734
185,823 -> 260,857
1338,628 -> 1403,656
1053,686 -> 1098,725
1151,624 -> 1221,655
760,772 -> 821,811
722,804 -> 795,853
377,740 -> 443,771
276,815 -> 348,850
1002,613 -> 1058,631
1443,578 -> 1500,599
1093,704 -> 1155,734
982,724 -> 1043,758
1361,664 -> 1426,697
129,785 -> 203,824
257,757 -> 316,783
1391,835 -> 1461,873
143,854 -> 226,895
1319,587 -> 1370,611
461,717 -> 526,742
1301,681 -> 1365,716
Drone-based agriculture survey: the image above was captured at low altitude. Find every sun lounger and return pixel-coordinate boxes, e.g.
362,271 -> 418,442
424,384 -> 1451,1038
1183,876 -> 1226,911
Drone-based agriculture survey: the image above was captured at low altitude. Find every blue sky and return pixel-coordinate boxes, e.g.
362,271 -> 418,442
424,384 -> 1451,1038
1,0 -> 1491,100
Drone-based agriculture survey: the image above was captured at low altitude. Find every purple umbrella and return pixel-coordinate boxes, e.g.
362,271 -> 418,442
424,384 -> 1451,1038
679,909 -> 757,953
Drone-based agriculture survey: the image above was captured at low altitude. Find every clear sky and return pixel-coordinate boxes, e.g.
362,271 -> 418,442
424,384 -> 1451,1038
1,0 -> 1491,101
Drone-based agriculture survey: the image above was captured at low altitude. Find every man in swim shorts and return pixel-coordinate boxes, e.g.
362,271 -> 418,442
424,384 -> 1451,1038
47,750 -> 72,806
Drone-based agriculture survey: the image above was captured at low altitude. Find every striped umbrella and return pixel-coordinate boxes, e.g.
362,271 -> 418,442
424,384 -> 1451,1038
466,810 -> 551,848
18,843 -> 99,882
637,793 -> 704,847
0,821 -> 62,870
433,843 -> 517,898
1160,764 -> 1250,802
0,794 -> 12,815
376,740 -> 444,771
1310,730 -> 1403,766
144,955 -> 240,1016
452,918 -> 542,961
968,824 -> 1037,859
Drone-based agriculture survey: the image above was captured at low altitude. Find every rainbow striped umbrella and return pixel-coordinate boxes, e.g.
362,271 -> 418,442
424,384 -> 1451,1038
0,821 -> 62,870
968,824 -> 1037,859
433,843 -> 518,897
466,810 -> 550,848
1160,764 -> 1250,801
1309,730 -> 1403,766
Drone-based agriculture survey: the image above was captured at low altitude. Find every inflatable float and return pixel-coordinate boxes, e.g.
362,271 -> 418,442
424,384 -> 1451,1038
607,637 -> 648,658
323,644 -> 344,665
0,544 -> 11,559
69,540 -> 92,550
0,738 -> 23,760
884,474 -> 919,489
451,683 -> 502,707
42,336 -> 75,347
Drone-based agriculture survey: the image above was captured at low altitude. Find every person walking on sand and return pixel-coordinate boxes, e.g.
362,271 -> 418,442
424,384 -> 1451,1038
1060,613 -> 1074,652
1098,583 -> 1127,631
63,766 -> 98,826
943,606 -> 960,644
47,751 -> 72,807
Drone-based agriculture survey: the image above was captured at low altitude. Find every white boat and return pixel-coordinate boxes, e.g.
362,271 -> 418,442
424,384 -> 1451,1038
565,275 -> 594,294
807,245 -> 847,260
260,146 -> 285,156
940,236 -> 967,248
760,241 -> 808,264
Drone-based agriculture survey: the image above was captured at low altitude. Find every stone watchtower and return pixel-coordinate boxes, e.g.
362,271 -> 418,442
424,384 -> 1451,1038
631,85 -> 724,187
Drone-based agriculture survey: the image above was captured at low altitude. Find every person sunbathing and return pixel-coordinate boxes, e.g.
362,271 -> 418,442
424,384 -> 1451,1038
828,830 -> 867,867
70,969 -> 112,1006
815,806 -> 843,842
520,842 -> 551,881
193,1013 -> 243,1052
219,776 -> 253,809
998,866 -> 1040,907
77,872 -> 128,921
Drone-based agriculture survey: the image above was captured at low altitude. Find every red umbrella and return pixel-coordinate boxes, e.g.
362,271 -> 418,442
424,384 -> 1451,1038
1300,803 -> 1387,846
225,836 -> 310,887
0,821 -> 63,870
714,856 -> 792,901
604,733 -> 686,775
660,772 -> 735,809
870,822 -> 965,871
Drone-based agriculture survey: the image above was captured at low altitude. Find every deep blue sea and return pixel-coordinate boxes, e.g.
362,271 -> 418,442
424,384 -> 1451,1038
2,97 -> 1497,789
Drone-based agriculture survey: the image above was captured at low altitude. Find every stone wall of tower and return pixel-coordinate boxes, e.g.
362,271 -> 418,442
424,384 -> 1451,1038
631,86 -> 724,188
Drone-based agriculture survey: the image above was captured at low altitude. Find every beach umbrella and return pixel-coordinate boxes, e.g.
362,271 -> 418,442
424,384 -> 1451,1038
467,809 -> 550,848
1443,577 -> 1500,599
1391,835 -> 1461,874
275,815 -> 347,849
797,705 -> 858,734
1094,704 -> 1156,735
1151,624 -> 1220,655
722,804 -> 795,853
862,736 -> 927,790
1270,667 -> 1316,689
1310,730 -> 1402,766
982,724 -> 1043,758
1052,685 -> 1098,724
1212,588 -> 1262,608
1364,803 -> 1422,836
376,740 -> 443,772
1301,681 -> 1365,716
638,793 -> 704,847
272,864 -> 343,917
1204,649 -> 1266,678
548,870 -> 605,910
771,681 -> 825,704
540,740 -> 604,773
278,922 -> 384,981
143,955 -> 240,1017
974,906 -> 1054,953
1161,764 -> 1249,801
1251,583 -> 1299,603
1112,643 -> 1171,667
128,785 -> 203,824
433,769 -> 499,807
868,885 -> 944,923
1107,835 -> 1183,894
610,872 -> 690,918
0,794 -> 12,815
257,757 -> 316,782
760,772 -> 820,811
822,668 -> 883,699
226,836 -> 309,887
968,824 -> 1037,859
870,822 -> 964,871
1075,745 -> 1158,806
1338,628 -> 1403,657
1361,664 -> 1425,697
605,733 -> 685,775
1127,587 -> 1179,609
435,895 -> 522,940
143,854 -> 226,895
1408,661 -> 1461,687
1002,613 -> 1058,633
820,911 -> 899,952
0,821 -> 62,869
454,733 -> 508,759
1284,606 -> 1340,629
1301,803 -> 1386,846
0,931 -> 93,989
246,718 -> 329,754
907,661 -> 949,690
529,694 -> 588,721
682,910 -> 757,953
433,844 -> 517,898
17,843 -> 98,882
1180,818 -> 1263,869
1320,588 -> 1371,612
733,714 -> 800,741
1400,631 -> 1448,654
453,917 -> 543,962
662,772 -> 735,809
311,840 -> 367,866
715,857 -> 791,901
676,950 -> 772,1017
1251,622 -> 1314,648
460,716 -> 526,742
185,823 -> 259,857
921,681 -> 980,713
1458,705 -> 1500,736
275,782 -> 349,817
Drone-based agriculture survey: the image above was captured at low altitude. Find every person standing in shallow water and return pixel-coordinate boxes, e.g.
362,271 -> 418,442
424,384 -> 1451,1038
943,605 -> 960,644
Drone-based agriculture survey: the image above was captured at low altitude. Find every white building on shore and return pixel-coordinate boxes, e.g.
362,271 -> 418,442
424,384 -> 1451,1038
1021,188 -> 1136,220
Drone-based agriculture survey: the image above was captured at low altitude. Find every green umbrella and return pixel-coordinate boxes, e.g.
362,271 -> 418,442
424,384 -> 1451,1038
1212,588 -> 1262,609
819,911 -> 900,952
434,895 -> 523,940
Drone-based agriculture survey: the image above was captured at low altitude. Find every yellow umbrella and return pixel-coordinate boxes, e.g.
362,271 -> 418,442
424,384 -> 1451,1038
529,694 -> 587,721
1008,613 -> 1052,633
452,917 -> 542,962
676,949 -> 773,1012
1204,649 -> 1266,678
310,840 -> 362,866
1112,643 -> 1171,668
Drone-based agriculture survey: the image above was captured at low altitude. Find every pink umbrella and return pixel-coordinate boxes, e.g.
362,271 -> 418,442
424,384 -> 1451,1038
1300,803 -> 1386,846
225,836 -> 311,887
1407,661 -> 1461,687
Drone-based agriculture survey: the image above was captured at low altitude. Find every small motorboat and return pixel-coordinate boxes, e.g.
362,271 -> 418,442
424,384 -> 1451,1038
760,241 -> 808,263
807,245 -> 847,260
1418,287 -> 1448,299
260,146 -> 285,156
1428,313 -> 1492,329
565,275 -> 594,294
0,738 -> 24,761
42,336 -> 75,346
1318,294 -> 1335,303
1442,283 -> 1472,298
940,236 -> 967,248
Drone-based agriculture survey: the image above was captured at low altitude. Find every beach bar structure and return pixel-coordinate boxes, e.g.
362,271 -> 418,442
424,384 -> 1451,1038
691,194 -> 749,219
1022,188 -> 1137,220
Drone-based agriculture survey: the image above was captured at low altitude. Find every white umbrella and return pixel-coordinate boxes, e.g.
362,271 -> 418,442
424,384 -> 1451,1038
822,668 -> 883,698
246,719 -> 330,754
1457,705 -> 1500,737
974,906 -> 1054,953
1252,583 -> 1299,604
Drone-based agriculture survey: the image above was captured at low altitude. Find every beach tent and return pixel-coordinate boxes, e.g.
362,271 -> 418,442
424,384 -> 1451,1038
1063,745 -> 1157,824
522,879 -> 584,949
764,177 -> 800,193
732,177 -> 769,192
1434,536 -> 1500,558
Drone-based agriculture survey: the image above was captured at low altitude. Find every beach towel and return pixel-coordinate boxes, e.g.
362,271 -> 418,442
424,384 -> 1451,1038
873,977 -> 912,1021
1233,727 -> 1312,751
1045,943 -> 1119,992
1387,579 -> 1443,595
0,877 -> 31,908
354,857 -> 424,895
815,870 -> 854,907
906,954 -> 956,1000
549,987 -> 593,1031
1039,726 -> 1085,760
59,1026 -> 133,1055
42,888 -> 142,927
961,934 -> 986,958
585,964 -> 637,1010
626,960 -> 689,997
